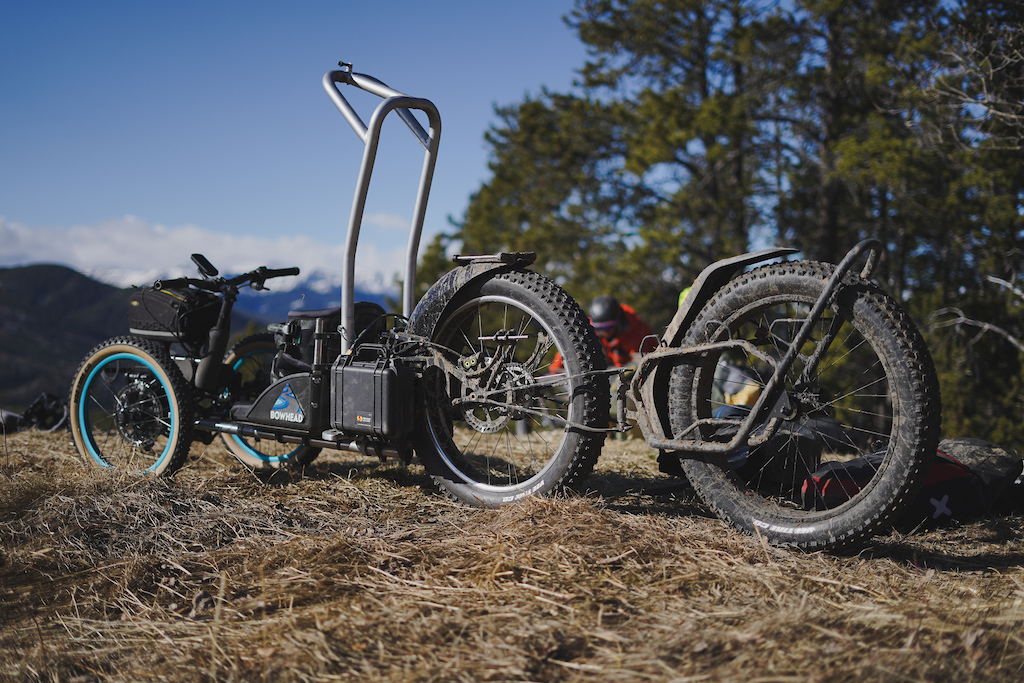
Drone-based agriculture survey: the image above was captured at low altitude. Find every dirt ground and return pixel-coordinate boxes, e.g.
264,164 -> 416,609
2,428 -> 1024,682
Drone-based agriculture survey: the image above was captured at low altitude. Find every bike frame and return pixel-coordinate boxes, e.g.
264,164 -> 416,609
627,239 -> 884,455
66,57 -> 935,550
323,63 -> 441,353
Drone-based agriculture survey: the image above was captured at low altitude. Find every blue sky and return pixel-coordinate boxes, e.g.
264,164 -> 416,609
0,0 -> 586,291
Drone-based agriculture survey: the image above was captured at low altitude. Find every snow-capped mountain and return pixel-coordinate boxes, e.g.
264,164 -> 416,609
235,270 -> 391,322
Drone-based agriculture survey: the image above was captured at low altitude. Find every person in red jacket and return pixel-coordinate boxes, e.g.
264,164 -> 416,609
550,295 -> 655,372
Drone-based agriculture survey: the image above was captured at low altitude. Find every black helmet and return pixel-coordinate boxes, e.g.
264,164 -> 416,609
589,295 -> 622,334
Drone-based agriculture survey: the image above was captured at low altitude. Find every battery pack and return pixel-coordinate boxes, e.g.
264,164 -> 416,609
331,345 -> 414,438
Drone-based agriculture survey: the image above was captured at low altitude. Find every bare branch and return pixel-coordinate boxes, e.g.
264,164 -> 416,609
930,307 -> 1024,354
933,23 -> 1024,150
986,275 -> 1024,303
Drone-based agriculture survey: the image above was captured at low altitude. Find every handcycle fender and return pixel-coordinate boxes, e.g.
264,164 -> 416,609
407,252 -> 538,337
632,247 -> 798,443
663,247 -> 798,347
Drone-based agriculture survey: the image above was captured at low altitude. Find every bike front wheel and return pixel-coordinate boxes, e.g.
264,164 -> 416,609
219,333 -> 321,469
69,336 -> 193,476
668,261 -> 941,551
413,270 -> 609,507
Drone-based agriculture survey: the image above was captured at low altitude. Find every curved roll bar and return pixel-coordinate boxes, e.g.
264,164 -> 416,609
323,62 -> 442,353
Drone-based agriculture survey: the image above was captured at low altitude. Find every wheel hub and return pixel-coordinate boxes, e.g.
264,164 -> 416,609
792,383 -> 827,416
114,378 -> 166,448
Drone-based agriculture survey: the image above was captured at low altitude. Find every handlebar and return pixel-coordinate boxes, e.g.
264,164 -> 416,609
153,263 -> 300,293
245,265 -> 302,284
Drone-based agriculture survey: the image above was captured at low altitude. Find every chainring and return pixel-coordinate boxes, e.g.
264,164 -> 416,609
459,361 -> 536,433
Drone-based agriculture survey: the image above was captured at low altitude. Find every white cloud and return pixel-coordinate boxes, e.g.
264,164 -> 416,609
365,212 -> 415,232
0,215 -> 407,291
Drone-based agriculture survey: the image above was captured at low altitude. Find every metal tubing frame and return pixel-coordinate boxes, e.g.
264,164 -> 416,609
194,418 -> 403,459
634,238 -> 883,455
323,66 -> 442,353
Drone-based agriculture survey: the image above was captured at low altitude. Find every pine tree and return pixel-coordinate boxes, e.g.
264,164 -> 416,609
421,0 -> 1024,448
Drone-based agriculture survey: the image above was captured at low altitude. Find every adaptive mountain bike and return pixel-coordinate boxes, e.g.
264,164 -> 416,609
68,62 -> 940,552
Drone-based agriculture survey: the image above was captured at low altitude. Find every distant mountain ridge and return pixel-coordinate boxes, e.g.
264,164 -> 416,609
0,264 -> 391,412
0,264 -> 132,411
77,265 -> 393,322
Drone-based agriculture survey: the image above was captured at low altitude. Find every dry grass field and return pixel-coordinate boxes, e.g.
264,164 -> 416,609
2,428 -> 1024,682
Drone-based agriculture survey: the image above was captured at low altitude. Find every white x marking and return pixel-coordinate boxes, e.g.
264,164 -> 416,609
931,494 -> 951,519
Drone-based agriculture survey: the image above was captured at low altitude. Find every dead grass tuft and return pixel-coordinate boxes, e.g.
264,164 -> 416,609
2,431 -> 1024,681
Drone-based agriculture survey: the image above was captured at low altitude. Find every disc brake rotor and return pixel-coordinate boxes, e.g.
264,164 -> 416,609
460,362 -> 536,433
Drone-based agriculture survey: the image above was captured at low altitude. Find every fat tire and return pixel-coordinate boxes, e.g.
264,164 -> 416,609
413,270 -> 609,507
69,336 -> 193,476
669,261 -> 941,551
219,333 -> 321,469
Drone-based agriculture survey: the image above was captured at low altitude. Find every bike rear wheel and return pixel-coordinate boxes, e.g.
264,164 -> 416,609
69,336 -> 193,476
219,333 -> 321,469
668,261 -> 941,551
413,270 -> 609,507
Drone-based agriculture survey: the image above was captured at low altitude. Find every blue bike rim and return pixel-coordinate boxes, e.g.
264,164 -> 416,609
79,351 -> 177,474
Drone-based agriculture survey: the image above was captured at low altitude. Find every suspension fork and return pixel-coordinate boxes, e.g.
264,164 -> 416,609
794,239 -> 883,387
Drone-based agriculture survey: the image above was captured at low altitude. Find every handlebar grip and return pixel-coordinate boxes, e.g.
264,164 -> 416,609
153,277 -> 193,290
265,266 -> 300,278
241,265 -> 300,290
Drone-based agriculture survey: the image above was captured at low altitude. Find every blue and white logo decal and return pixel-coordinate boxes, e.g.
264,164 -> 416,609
270,384 -> 305,423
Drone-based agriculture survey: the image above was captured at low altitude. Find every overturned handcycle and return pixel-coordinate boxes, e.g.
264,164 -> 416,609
69,63 -> 940,551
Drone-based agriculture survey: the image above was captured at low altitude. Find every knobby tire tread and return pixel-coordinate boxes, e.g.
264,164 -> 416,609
670,262 -> 940,551
415,269 -> 609,506
69,335 -> 194,476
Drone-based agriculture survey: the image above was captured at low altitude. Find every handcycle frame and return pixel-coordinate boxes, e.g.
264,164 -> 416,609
625,239 -> 884,456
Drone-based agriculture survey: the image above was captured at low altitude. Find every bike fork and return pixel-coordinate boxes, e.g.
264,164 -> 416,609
635,238 -> 883,454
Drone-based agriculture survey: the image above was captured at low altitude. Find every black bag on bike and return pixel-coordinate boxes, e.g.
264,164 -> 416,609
128,286 -> 220,345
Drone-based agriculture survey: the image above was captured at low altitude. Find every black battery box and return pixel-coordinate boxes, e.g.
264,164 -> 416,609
331,344 -> 414,438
